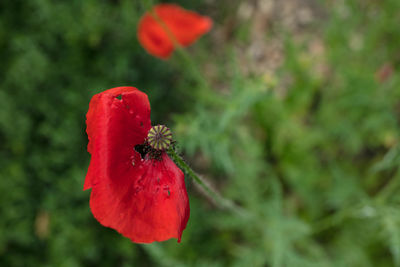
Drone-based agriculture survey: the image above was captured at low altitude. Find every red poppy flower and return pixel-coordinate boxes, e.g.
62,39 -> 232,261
137,3 -> 213,59
84,86 -> 190,243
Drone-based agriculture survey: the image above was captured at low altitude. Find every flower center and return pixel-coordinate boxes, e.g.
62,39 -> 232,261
147,125 -> 172,151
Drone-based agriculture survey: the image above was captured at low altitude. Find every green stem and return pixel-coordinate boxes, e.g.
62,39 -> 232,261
141,0 -> 155,11
168,147 -> 248,217
143,1 -> 247,218
375,171 -> 400,203
311,207 -> 354,234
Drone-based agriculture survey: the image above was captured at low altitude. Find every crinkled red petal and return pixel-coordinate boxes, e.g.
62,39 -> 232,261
89,153 -> 190,243
84,86 -> 190,243
84,86 -> 151,190
137,4 -> 213,59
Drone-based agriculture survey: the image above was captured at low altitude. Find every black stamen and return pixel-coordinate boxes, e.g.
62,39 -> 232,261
134,144 -> 148,159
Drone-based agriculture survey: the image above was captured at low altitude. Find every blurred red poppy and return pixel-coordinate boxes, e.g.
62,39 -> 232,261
84,86 -> 190,243
137,3 -> 212,59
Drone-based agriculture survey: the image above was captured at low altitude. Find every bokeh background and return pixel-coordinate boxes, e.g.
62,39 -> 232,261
1,0 -> 400,266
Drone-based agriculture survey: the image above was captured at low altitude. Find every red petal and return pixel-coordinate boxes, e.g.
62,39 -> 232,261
84,86 -> 190,243
137,4 -> 212,59
84,86 -> 151,190
89,153 -> 190,243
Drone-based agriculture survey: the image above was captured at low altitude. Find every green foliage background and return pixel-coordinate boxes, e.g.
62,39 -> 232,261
1,0 -> 400,266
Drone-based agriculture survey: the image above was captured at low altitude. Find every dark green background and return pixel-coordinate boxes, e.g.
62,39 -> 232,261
1,0 -> 400,266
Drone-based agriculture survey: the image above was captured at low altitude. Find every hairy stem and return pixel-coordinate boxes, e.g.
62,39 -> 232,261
143,0 -> 247,218
168,147 -> 248,217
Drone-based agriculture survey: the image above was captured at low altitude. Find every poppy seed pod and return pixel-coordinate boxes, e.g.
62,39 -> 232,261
147,125 -> 173,151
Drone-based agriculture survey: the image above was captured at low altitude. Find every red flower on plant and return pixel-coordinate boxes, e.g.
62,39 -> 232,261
137,3 -> 213,59
84,86 -> 190,243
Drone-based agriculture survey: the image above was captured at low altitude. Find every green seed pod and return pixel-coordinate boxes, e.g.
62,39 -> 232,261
147,125 -> 172,151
